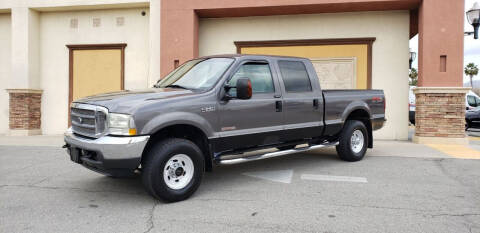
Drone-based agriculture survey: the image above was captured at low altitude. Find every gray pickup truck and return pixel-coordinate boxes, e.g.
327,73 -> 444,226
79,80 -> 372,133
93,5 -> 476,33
64,54 -> 385,202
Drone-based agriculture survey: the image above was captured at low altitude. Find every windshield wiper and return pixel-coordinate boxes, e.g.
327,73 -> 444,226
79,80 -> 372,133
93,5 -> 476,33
164,84 -> 190,90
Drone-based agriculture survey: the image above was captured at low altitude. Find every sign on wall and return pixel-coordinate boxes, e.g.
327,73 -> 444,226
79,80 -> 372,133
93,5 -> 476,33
311,57 -> 357,89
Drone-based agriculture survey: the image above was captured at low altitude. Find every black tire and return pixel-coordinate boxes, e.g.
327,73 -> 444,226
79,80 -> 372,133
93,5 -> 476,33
142,138 -> 204,202
336,120 -> 368,162
466,120 -> 470,131
277,145 -> 296,151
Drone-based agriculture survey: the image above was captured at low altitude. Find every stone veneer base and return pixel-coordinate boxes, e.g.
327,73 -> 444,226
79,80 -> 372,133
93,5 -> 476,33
6,89 -> 43,136
413,87 -> 470,145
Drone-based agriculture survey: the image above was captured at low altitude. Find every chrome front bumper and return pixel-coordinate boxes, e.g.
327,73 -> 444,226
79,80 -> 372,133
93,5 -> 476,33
64,130 -> 150,161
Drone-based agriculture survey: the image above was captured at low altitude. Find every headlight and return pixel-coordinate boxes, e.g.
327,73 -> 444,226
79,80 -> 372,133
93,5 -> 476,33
108,113 -> 137,136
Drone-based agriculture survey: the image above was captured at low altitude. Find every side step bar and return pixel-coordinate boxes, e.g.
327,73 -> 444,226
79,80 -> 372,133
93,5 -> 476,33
217,141 -> 339,165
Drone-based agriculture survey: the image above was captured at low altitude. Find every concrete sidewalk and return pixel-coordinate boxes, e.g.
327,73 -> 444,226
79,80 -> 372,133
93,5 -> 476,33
0,135 -> 64,147
0,134 -> 458,159
3,131 -> 480,160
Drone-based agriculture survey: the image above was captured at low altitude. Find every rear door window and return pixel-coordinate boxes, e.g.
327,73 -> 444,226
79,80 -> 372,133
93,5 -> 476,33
278,60 -> 312,92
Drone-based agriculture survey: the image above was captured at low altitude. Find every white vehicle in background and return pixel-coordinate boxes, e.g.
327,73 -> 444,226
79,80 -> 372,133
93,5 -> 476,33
466,90 -> 480,111
409,86 -> 416,125
408,87 -> 480,125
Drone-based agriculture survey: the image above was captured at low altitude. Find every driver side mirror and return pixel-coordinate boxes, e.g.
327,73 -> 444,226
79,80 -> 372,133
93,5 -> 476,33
224,78 -> 252,100
235,78 -> 252,100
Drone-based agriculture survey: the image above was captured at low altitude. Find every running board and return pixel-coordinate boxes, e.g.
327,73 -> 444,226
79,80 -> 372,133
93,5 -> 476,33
217,142 -> 339,165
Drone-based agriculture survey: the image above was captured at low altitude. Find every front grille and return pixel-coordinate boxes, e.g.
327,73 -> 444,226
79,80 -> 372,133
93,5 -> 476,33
71,103 -> 108,138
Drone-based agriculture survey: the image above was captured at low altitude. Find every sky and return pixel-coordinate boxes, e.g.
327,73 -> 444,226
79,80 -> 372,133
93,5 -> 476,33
409,0 -> 480,84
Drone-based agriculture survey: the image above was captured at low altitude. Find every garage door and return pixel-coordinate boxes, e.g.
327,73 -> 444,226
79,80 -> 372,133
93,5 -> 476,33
239,43 -> 371,89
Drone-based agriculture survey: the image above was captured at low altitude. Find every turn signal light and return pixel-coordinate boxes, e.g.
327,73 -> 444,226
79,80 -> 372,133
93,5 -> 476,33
129,128 -> 137,135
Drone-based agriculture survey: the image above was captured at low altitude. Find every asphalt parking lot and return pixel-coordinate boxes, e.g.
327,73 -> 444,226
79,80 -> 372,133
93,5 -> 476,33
1,140 -> 480,233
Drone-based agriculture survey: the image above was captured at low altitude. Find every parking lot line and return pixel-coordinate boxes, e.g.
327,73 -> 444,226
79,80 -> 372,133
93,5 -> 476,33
301,174 -> 368,183
426,144 -> 480,159
242,170 -> 293,184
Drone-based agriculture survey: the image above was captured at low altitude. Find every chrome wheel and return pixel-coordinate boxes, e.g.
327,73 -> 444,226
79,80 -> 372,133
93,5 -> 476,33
163,154 -> 194,190
350,130 -> 364,153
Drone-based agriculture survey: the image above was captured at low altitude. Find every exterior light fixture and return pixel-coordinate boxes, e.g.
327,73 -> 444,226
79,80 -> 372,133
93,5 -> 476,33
466,2 -> 480,39
409,49 -> 417,69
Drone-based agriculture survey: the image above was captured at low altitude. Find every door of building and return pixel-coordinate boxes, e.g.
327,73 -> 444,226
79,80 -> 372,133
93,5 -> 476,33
67,44 -> 126,104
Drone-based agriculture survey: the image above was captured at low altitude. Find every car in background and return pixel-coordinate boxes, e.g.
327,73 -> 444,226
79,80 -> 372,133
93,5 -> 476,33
409,88 -> 480,127
409,86 -> 416,125
466,91 -> 480,111
466,107 -> 480,130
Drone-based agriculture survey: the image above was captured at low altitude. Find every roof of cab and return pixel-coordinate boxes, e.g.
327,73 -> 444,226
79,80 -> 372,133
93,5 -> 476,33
199,54 -> 307,60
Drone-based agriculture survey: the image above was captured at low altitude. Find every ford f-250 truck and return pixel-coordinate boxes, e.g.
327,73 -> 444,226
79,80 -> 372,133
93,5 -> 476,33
64,54 -> 385,202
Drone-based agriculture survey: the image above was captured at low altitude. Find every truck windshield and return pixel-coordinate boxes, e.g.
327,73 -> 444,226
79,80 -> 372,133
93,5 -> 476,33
155,58 -> 234,91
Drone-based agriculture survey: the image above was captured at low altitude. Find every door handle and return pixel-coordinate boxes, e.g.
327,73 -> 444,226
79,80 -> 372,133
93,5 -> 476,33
275,101 -> 283,112
313,99 -> 319,109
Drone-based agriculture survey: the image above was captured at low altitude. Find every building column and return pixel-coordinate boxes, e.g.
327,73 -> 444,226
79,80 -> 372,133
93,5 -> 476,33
160,5 -> 198,76
7,8 -> 42,136
414,0 -> 469,144
149,0 -> 161,86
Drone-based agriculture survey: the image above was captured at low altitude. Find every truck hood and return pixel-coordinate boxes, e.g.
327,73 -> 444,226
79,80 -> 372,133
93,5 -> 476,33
73,88 -> 197,113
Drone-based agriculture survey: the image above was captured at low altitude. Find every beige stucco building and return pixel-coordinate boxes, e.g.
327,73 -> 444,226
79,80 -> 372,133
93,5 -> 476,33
0,0 -> 467,144
0,0 -> 160,135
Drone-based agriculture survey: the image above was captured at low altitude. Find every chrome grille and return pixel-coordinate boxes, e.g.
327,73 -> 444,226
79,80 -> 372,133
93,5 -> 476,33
70,103 -> 108,138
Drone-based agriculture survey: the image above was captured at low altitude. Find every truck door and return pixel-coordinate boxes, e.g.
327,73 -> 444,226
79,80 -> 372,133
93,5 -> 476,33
216,60 -> 284,152
275,59 -> 324,141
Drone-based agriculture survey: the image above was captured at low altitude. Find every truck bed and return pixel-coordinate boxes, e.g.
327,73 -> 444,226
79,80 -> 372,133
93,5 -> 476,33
322,89 -> 385,136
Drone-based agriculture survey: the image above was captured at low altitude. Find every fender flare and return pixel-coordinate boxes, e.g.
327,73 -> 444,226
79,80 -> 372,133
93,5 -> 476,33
340,101 -> 372,124
140,112 -> 215,138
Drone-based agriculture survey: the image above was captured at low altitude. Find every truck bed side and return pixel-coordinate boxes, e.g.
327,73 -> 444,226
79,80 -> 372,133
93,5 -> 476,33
322,89 -> 385,136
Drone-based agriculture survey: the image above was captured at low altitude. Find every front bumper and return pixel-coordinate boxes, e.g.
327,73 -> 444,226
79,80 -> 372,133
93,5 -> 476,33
64,130 -> 150,176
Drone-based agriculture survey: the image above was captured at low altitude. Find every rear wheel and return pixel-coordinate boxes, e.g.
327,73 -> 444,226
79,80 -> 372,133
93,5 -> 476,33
142,138 -> 204,202
336,120 -> 368,162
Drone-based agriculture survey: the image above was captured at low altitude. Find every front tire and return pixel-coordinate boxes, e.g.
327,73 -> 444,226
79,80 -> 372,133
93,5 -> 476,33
336,120 -> 368,162
142,138 -> 204,202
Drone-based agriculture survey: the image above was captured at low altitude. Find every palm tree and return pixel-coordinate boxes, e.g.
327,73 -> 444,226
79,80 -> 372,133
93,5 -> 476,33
465,63 -> 479,88
409,68 -> 418,86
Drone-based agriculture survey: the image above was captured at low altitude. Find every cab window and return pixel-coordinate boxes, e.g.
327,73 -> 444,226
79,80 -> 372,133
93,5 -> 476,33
228,62 -> 274,97
278,60 -> 312,92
